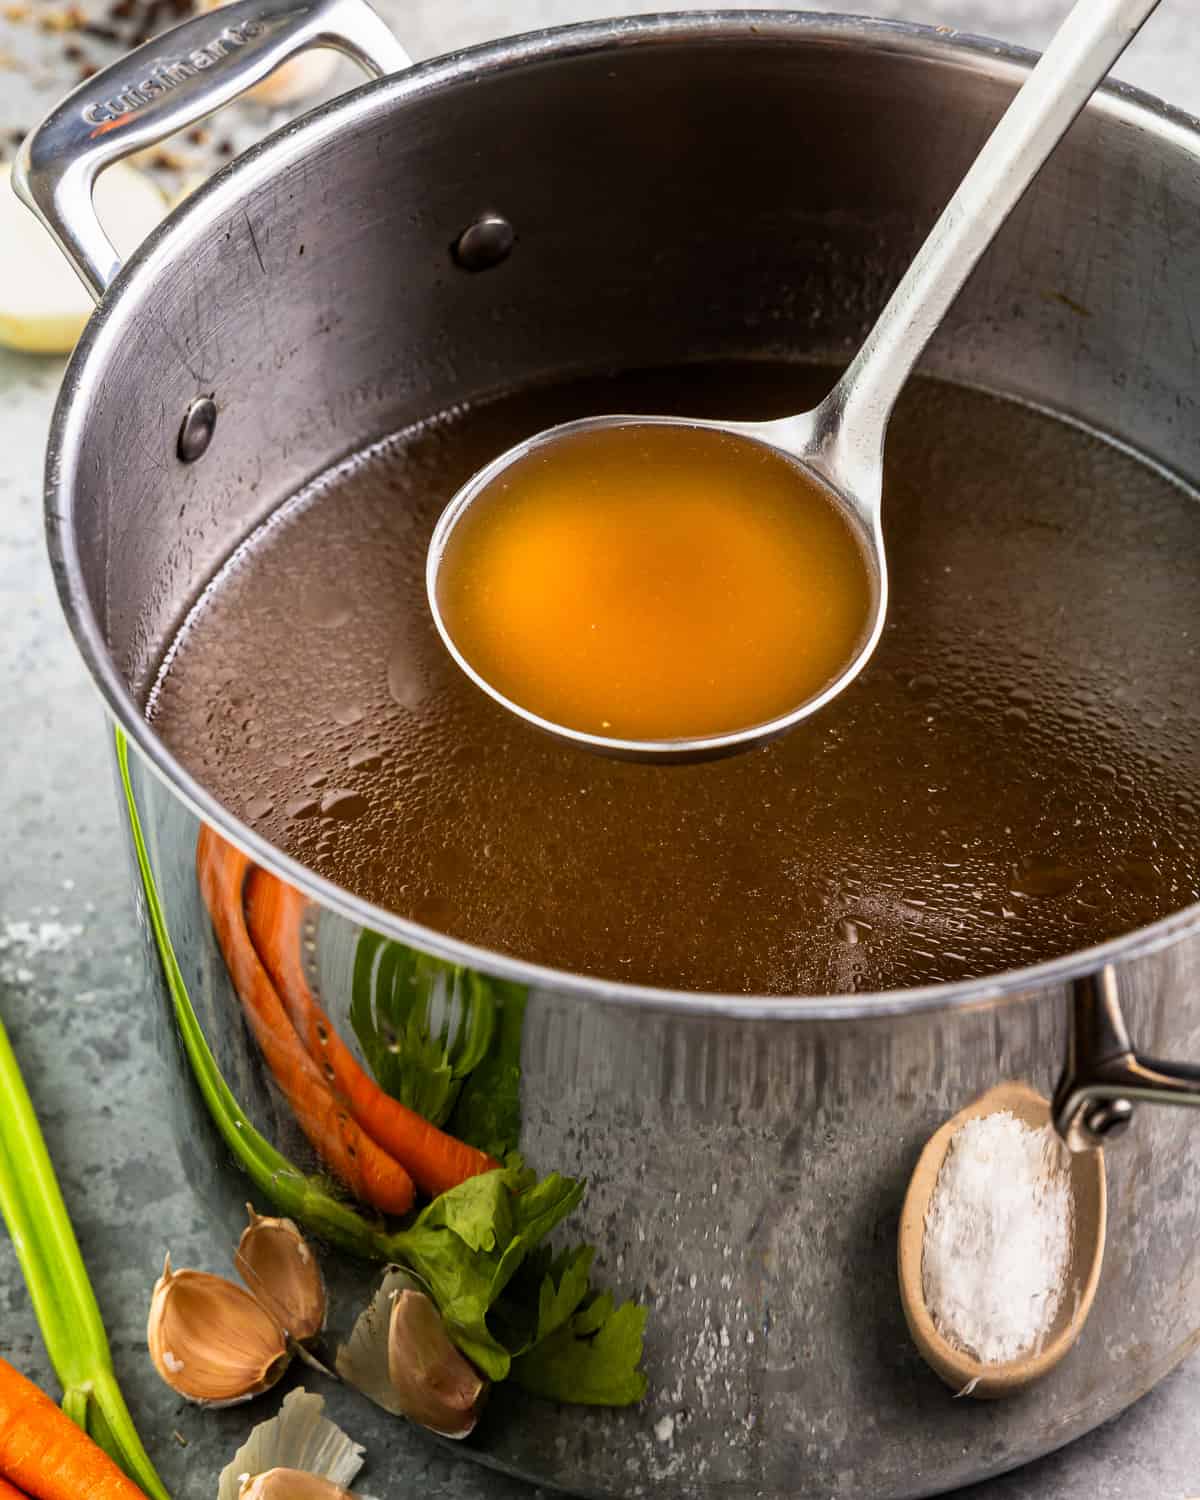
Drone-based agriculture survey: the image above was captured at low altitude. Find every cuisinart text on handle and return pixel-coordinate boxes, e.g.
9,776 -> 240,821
82,20 -> 265,126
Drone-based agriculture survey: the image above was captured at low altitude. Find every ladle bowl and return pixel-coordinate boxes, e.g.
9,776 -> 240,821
426,413 -> 887,762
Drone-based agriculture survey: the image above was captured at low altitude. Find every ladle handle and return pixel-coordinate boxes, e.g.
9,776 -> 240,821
11,0 -> 410,301
818,0 -> 1163,504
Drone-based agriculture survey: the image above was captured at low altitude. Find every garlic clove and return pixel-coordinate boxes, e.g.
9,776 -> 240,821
335,1266 -> 422,1416
148,1254 -> 290,1406
236,1205 -> 326,1343
386,1290 -> 487,1439
239,1469 -> 355,1500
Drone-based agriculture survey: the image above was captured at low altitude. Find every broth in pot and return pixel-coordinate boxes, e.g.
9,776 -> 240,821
148,362 -> 1200,995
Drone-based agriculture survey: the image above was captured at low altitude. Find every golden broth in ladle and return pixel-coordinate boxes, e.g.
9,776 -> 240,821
434,424 -> 873,741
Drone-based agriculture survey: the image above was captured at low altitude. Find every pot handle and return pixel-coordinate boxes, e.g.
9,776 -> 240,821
11,0 -> 410,301
1053,965 -> 1200,1150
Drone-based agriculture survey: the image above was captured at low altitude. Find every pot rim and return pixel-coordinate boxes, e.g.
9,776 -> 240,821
45,9 -> 1200,1022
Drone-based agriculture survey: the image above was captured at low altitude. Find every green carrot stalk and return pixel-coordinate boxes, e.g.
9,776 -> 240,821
116,730 -> 399,1263
0,1015 -> 170,1499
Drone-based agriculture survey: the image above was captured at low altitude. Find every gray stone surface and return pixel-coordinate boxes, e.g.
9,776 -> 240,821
1,2 -> 1199,1497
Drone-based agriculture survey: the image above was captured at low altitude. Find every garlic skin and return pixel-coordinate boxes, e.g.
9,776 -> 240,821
239,1469 -> 354,1500
148,1254 -> 290,1406
237,1205 -> 326,1343
218,1388 -> 365,1500
386,1290 -> 487,1439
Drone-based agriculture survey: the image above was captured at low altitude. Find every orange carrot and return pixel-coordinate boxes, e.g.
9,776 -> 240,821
244,867 -> 500,1198
196,826 -> 415,1216
0,1357 -> 143,1500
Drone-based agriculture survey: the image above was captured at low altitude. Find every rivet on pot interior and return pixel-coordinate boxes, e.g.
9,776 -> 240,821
452,214 -> 515,271
178,395 -> 217,463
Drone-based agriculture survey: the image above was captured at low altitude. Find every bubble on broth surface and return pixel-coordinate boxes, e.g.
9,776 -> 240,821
146,363 -> 1200,994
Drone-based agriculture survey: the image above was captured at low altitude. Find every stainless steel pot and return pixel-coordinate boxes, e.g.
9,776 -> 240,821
18,2 -> 1200,1494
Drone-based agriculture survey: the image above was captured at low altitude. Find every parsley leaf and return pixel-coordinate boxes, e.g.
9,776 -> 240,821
391,1167 -> 585,1380
512,1293 -> 649,1406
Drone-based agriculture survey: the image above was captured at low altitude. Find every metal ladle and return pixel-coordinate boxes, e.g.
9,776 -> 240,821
428,0 -> 1163,763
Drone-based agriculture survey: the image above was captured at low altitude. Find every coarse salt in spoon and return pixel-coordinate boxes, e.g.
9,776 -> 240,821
428,0 -> 1163,763
897,1081 -> 1106,1399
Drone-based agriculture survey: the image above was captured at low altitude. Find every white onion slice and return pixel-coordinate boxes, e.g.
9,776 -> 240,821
0,160 -> 167,355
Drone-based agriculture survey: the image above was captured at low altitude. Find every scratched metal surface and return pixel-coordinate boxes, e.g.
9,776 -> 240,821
3,3 -> 1200,1499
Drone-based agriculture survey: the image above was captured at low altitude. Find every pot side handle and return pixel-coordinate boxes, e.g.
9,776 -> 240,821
10,0 -> 410,301
1053,965 -> 1200,1151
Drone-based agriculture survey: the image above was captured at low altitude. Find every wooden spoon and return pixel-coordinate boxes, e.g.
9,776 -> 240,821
897,1080 -> 1106,1399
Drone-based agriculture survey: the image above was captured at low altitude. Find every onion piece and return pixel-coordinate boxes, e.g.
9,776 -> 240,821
0,161 -> 167,355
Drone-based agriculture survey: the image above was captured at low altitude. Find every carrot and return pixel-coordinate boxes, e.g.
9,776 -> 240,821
196,826 -> 415,1217
244,867 -> 500,1198
0,1357 -> 144,1500
0,1477 -> 29,1499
